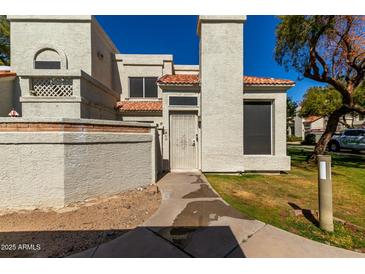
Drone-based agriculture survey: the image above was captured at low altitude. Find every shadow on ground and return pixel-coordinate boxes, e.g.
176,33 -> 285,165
0,226 -> 245,258
288,202 -> 319,227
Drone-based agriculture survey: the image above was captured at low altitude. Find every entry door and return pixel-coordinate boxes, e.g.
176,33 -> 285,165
170,112 -> 198,170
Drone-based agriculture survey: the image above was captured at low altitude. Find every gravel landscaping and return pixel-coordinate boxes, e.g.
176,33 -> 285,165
0,184 -> 161,258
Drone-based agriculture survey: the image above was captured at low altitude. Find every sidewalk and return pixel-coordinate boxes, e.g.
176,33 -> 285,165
72,172 -> 365,258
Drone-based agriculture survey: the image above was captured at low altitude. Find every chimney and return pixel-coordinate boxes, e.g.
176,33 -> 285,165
198,16 -> 246,172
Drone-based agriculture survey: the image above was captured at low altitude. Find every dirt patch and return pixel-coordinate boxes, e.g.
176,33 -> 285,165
0,185 -> 161,258
232,190 -> 256,200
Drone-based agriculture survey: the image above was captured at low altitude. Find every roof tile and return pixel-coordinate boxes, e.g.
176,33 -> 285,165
157,74 -> 295,86
116,101 -> 162,112
0,71 -> 16,78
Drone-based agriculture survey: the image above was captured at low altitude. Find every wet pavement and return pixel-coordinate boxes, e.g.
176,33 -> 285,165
72,172 -> 365,258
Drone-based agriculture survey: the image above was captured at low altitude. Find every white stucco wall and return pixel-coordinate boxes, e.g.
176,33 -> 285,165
242,88 -> 291,171
8,16 -> 93,75
0,77 -> 15,116
199,16 -> 246,172
0,129 -> 155,210
161,88 -> 201,171
0,133 -> 65,209
8,16 -> 120,120
116,54 -> 173,101
294,107 -> 304,139
91,18 -> 121,92
174,65 -> 199,75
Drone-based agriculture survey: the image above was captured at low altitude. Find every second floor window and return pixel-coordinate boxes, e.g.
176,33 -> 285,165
129,77 -> 158,98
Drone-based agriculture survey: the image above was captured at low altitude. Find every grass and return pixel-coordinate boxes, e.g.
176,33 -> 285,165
206,147 -> 365,252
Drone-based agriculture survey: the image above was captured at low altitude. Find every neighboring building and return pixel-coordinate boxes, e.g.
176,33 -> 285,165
1,15 -> 295,174
294,112 -> 365,142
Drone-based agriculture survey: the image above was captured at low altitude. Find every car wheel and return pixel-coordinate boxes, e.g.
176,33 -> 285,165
328,141 -> 340,152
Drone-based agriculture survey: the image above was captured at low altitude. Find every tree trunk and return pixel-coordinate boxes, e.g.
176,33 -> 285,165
308,107 -> 348,162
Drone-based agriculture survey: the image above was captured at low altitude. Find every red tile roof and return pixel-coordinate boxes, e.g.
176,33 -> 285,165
157,74 -> 200,85
116,101 -> 162,112
243,76 -> 295,86
304,116 -> 322,124
0,71 -> 16,78
157,74 -> 295,86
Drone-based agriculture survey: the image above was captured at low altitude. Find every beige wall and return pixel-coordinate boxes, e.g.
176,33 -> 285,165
0,77 -> 15,116
199,16 -> 246,172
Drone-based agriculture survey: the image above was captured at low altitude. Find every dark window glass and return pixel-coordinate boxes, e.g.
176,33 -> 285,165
129,77 -> 143,98
169,96 -> 198,106
244,101 -> 272,155
145,77 -> 158,98
34,61 -> 61,69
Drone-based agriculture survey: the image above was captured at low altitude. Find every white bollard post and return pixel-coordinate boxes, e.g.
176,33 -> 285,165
317,155 -> 334,232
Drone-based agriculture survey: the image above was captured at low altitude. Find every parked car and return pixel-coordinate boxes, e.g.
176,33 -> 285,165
327,129 -> 365,152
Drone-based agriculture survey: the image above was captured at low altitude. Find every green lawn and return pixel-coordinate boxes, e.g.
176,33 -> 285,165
206,147 -> 365,252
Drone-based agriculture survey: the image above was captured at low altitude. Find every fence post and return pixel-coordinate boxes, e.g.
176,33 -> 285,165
317,155 -> 334,232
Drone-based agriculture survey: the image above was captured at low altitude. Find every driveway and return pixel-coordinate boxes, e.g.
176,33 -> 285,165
72,172 -> 364,258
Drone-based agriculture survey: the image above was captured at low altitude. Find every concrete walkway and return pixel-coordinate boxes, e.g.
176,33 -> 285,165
72,172 -> 365,258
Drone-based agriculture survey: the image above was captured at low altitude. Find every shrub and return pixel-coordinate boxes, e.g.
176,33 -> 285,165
302,134 -> 316,145
287,135 -> 303,142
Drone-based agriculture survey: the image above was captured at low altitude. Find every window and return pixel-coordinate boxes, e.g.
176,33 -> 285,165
129,77 -> 158,98
244,101 -> 272,155
169,96 -> 198,106
344,130 -> 361,136
34,49 -> 61,69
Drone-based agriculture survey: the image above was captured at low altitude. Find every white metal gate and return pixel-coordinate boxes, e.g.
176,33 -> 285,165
169,112 -> 198,170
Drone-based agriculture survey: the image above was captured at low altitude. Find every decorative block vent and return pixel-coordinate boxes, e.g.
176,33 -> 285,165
32,78 -> 73,97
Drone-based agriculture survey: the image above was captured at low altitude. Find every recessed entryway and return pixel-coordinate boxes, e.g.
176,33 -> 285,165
169,111 -> 199,170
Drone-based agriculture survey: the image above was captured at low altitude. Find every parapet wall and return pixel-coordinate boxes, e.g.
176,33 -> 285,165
0,118 -> 157,210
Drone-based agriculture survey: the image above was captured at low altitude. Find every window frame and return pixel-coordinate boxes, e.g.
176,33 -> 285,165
243,100 -> 274,155
169,96 -> 199,107
129,77 -> 158,99
34,60 -> 61,70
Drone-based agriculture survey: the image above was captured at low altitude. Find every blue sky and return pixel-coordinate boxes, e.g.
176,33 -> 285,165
96,15 -> 325,102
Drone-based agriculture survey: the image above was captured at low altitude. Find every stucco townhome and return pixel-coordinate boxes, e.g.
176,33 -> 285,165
0,15 -> 294,209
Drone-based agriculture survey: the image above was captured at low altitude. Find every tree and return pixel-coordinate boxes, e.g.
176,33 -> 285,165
287,96 -> 298,135
275,16 -> 365,159
298,86 -> 365,128
300,86 -> 364,128
0,15 -> 10,66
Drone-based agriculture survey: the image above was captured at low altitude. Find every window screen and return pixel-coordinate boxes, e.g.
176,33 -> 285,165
169,96 -> 198,106
244,101 -> 272,155
34,61 -> 61,69
129,77 -> 143,98
144,77 -> 158,98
